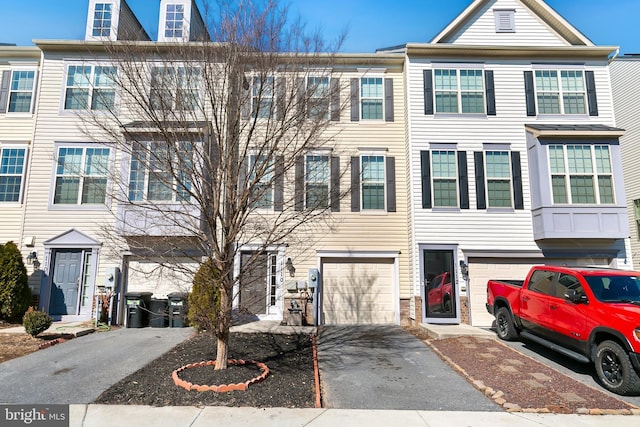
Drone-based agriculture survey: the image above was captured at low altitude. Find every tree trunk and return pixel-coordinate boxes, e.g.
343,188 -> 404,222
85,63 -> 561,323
214,282 -> 233,370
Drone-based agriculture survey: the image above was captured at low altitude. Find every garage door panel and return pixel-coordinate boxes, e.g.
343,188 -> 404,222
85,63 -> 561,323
322,258 -> 395,325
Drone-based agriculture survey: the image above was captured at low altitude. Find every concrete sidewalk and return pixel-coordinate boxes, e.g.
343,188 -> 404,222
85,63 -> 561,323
70,405 -> 640,426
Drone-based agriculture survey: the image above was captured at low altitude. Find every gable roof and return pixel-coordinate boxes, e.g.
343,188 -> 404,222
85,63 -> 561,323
431,0 -> 593,46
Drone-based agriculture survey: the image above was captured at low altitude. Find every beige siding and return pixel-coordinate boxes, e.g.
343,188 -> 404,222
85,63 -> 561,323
611,59 -> 640,270
445,0 -> 568,46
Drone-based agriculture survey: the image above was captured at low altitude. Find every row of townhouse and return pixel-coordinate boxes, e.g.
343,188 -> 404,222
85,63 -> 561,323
0,0 -> 633,328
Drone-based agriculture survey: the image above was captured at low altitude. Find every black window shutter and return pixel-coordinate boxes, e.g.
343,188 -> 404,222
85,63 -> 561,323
0,70 -> 11,113
330,156 -> 340,212
330,78 -> 340,121
274,155 -> 284,211
386,156 -> 396,212
296,78 -> 305,116
423,70 -> 434,115
585,71 -> 598,117
275,77 -> 286,121
350,78 -> 360,122
485,70 -> 496,116
420,151 -> 432,209
511,152 -> 524,210
240,75 -> 251,120
474,152 -> 486,209
458,151 -> 469,209
524,71 -> 536,116
239,158 -> 248,196
351,156 -> 360,211
384,78 -> 394,122
294,156 -> 304,211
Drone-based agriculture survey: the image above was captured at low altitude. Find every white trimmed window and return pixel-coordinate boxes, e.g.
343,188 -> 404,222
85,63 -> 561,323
434,69 -> 484,114
549,144 -> 614,204
361,154 -> 385,210
360,77 -> 383,120
307,76 -> 329,120
484,151 -> 512,208
535,70 -> 586,115
248,154 -> 274,209
164,4 -> 185,39
8,70 -> 36,113
150,66 -> 200,111
0,146 -> 27,203
92,3 -> 113,37
53,146 -> 110,205
128,141 -> 193,202
252,76 -> 274,118
64,65 -> 116,111
431,150 -> 458,207
305,154 -> 329,209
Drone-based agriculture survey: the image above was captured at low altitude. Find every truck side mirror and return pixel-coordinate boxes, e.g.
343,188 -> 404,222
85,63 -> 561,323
564,289 -> 588,304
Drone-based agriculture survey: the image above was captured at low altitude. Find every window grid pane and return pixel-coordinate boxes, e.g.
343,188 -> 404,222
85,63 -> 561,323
551,175 -> 568,203
485,151 -> 512,208
249,155 -> 274,208
8,71 -> 35,113
307,77 -> 329,120
360,78 -> 383,120
92,3 -> 112,37
252,76 -> 274,118
535,70 -> 560,114
165,4 -> 184,38
54,147 -> 109,205
361,155 -> 385,209
570,175 -> 596,204
305,155 -> 329,209
0,148 -> 26,202
435,69 -> 459,113
431,151 -> 457,207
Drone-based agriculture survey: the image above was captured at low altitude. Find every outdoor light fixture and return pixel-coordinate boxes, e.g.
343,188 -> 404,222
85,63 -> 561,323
26,251 -> 40,269
459,260 -> 469,279
285,257 -> 295,277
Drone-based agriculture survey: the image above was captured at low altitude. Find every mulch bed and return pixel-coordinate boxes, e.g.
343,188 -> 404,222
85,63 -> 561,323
95,332 -> 316,407
427,335 -> 637,413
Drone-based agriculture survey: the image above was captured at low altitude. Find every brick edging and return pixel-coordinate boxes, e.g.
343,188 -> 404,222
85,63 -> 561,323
312,333 -> 322,408
172,359 -> 269,392
425,339 -> 640,415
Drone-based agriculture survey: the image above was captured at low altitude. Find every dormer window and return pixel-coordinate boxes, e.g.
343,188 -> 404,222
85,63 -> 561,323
494,9 -> 515,33
164,4 -> 185,39
92,3 -> 113,37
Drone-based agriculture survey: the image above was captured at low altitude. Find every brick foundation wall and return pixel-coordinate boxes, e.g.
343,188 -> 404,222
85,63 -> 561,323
460,296 -> 469,325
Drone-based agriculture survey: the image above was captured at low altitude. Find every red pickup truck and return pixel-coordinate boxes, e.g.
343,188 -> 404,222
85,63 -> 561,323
486,265 -> 640,395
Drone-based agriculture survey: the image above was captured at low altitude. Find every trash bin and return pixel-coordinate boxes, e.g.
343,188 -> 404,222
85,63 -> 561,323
167,292 -> 188,328
149,298 -> 168,328
125,292 -> 152,328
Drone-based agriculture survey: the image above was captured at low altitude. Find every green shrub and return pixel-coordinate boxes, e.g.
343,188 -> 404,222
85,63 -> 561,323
0,241 -> 31,321
188,259 -> 221,332
23,307 -> 53,337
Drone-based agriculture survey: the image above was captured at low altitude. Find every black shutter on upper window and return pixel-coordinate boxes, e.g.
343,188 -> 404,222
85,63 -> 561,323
511,152 -> 524,210
350,78 -> 360,122
524,71 -> 536,116
330,78 -> 340,121
294,156 -> 304,211
0,70 -> 11,113
330,156 -> 340,212
585,71 -> 598,117
386,156 -> 396,212
423,70 -> 434,115
275,77 -> 286,121
458,151 -> 469,209
274,155 -> 284,211
420,151 -> 432,209
351,156 -> 360,211
240,75 -> 251,120
485,70 -> 496,116
296,78 -> 305,116
384,78 -> 394,122
474,152 -> 486,209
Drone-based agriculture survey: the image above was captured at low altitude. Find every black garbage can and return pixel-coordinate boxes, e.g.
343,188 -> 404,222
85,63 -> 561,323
149,298 -> 168,328
167,292 -> 188,328
125,292 -> 152,328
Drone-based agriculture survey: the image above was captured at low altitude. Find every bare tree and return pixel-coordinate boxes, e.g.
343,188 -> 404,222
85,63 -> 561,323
77,0 -> 347,368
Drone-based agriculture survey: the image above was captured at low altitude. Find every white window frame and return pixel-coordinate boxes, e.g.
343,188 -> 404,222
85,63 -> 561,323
433,67 -> 485,114
248,153 -> 275,210
251,75 -> 275,119
0,144 -> 28,204
548,144 -> 615,205
92,2 -> 113,37
85,1 -> 119,41
7,69 -> 37,114
533,67 -> 587,115
61,63 -> 117,113
304,151 -> 330,209
307,76 -> 330,120
128,141 -> 194,203
360,76 -> 384,121
360,150 -> 386,211
149,65 -> 201,111
50,143 -> 112,209
484,150 -> 513,208
160,2 -> 188,42
431,149 -> 458,208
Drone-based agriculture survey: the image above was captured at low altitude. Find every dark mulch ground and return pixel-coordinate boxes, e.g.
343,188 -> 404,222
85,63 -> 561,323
95,332 -> 316,407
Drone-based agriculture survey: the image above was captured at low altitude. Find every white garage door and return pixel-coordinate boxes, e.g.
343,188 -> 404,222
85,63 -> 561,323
321,258 -> 395,325
467,260 -> 537,327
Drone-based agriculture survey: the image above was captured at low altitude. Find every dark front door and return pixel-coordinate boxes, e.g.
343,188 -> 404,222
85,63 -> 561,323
49,250 -> 83,315
240,252 -> 268,315
423,249 -> 456,320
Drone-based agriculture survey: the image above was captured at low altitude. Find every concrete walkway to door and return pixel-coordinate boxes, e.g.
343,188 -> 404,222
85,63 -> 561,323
316,325 -> 500,411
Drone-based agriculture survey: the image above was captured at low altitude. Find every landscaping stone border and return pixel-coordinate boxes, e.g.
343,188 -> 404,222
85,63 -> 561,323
172,359 -> 269,392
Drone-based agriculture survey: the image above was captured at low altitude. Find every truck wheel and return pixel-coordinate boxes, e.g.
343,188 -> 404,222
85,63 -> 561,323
595,340 -> 640,395
495,307 -> 518,341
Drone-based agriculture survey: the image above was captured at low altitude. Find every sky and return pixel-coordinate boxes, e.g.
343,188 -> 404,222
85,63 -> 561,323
1,0 -> 639,54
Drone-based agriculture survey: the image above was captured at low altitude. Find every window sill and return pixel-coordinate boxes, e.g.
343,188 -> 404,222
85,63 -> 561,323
486,207 -> 516,213
433,113 -> 488,119
48,204 -> 110,211
2,112 -> 34,118
359,209 -> 389,215
429,207 -> 461,212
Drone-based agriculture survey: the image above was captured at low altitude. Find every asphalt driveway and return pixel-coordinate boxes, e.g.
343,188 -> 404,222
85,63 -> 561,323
0,327 -> 193,404
316,325 -> 500,411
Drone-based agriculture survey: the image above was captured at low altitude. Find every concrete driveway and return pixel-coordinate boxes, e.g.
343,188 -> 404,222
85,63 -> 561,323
316,325 -> 500,411
0,327 -> 193,404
